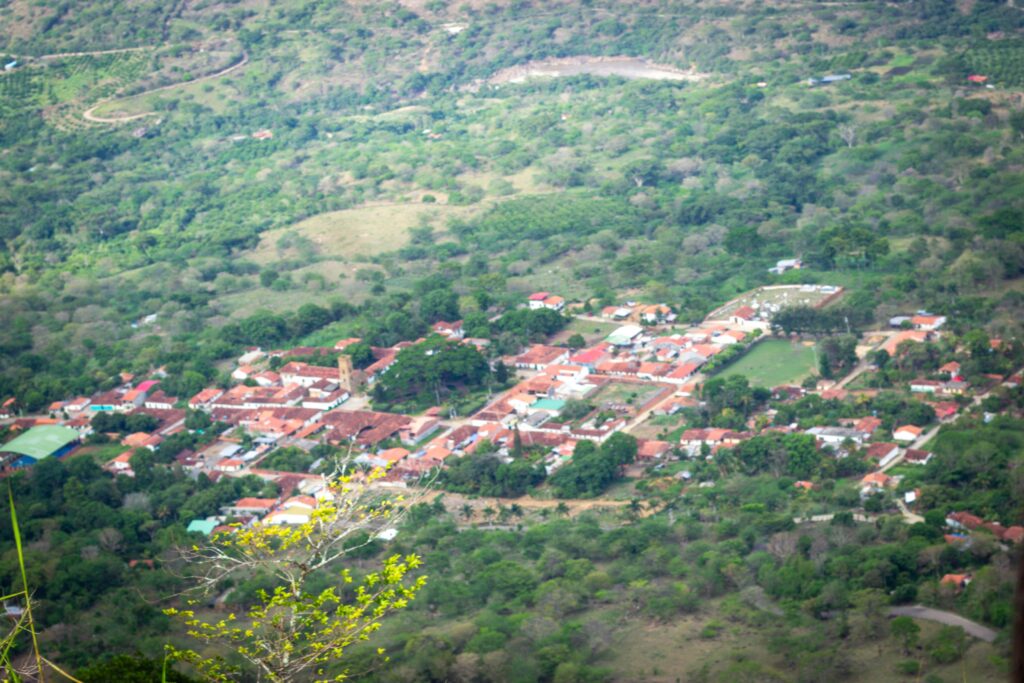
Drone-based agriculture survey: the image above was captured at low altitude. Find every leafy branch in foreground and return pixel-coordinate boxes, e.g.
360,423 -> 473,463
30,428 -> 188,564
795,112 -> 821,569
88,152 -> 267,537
165,467 -> 428,683
1,485 -> 84,683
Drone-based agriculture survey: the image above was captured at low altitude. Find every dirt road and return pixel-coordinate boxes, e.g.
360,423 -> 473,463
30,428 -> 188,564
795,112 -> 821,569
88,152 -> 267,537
888,605 -> 998,642
82,51 -> 248,123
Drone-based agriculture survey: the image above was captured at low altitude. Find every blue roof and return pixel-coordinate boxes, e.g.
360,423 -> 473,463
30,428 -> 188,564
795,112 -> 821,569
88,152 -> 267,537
531,398 -> 566,411
187,519 -> 217,535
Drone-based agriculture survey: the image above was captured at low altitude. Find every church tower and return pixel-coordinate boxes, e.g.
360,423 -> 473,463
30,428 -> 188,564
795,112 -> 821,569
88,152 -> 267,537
338,353 -> 353,394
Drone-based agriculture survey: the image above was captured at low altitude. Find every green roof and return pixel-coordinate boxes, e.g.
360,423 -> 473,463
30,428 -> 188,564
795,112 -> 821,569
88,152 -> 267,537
187,519 -> 217,535
0,425 -> 79,461
531,398 -> 566,412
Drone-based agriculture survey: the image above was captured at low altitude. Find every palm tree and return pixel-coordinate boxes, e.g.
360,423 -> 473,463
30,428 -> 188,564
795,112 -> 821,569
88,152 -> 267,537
482,506 -> 496,521
461,503 -> 473,521
509,503 -> 523,518
555,502 -> 569,517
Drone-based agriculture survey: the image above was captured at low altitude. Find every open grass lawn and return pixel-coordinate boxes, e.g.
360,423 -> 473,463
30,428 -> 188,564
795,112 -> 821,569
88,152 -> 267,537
718,339 -> 817,387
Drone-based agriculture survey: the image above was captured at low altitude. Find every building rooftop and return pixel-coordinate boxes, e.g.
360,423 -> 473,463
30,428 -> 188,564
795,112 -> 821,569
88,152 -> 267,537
0,425 -> 79,461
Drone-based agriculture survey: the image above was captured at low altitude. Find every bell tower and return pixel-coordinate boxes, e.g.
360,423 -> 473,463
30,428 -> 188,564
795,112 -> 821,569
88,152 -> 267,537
338,353 -> 353,393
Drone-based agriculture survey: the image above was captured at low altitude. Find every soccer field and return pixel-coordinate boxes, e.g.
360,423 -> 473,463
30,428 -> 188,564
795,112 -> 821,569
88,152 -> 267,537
717,339 -> 817,387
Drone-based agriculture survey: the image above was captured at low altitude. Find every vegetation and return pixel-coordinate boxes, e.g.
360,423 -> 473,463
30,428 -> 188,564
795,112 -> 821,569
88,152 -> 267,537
0,0 -> 1021,680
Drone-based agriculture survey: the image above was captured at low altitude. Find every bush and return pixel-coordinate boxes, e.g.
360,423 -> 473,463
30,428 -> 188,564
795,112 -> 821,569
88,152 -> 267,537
896,660 -> 921,676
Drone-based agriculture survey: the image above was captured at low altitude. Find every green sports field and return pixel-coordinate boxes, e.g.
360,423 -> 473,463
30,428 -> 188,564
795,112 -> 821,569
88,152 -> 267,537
717,339 -> 817,387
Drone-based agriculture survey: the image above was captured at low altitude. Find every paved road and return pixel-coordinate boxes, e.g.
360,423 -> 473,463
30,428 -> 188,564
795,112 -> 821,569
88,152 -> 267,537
889,605 -> 998,643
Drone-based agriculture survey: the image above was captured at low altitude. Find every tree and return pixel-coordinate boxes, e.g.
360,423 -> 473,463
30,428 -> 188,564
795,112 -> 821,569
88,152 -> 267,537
166,468 -> 427,682
890,616 -> 920,655
566,333 -> 586,350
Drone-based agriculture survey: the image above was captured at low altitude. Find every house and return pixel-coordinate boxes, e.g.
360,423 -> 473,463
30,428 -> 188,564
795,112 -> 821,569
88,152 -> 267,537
144,390 -> 178,410
527,292 -> 551,310
1004,527 -> 1024,544
859,472 -> 893,494
509,345 -> 569,370
967,74 -> 988,84
432,320 -> 465,339
217,458 -> 244,473
636,439 -> 672,461
940,574 -> 972,591
63,397 -> 91,413
715,330 -> 746,345
106,451 -> 136,476
122,432 -> 162,450
400,416 -> 441,444
638,304 -> 673,324
932,402 -> 959,420
232,365 -> 255,381
904,449 -> 933,465
881,330 -> 931,356
893,425 -> 923,442
865,442 -> 900,466
606,325 -> 645,347
946,511 -> 984,531
527,292 -> 565,311
806,426 -> 868,447
729,306 -> 757,325
911,315 -> 946,331
189,388 -> 224,411
252,371 -> 281,387
910,379 -> 942,394
943,380 -> 968,395
939,361 -> 961,376
569,343 -> 612,368
223,498 -> 278,517
601,305 -> 633,320
794,480 -> 814,491
853,416 -> 882,435
769,258 -> 802,274
279,362 -> 339,387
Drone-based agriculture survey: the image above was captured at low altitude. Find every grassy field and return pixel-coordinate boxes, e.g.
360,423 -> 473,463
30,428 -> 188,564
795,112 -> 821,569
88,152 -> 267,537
592,381 -> 665,411
550,318 -> 621,345
718,339 -> 817,387
602,606 -> 1007,683
245,202 -> 479,264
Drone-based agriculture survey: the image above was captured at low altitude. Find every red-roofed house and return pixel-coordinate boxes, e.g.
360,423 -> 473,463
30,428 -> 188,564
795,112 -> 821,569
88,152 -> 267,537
636,439 -> 672,461
569,343 -> 612,368
190,388 -> 225,411
731,305 -> 756,322
860,472 -> 893,494
940,573 -> 972,591
911,315 -> 946,331
510,345 -> 569,370
946,511 -> 984,530
904,449 -> 933,465
893,425 -> 923,442
865,442 -> 899,466
224,498 -> 278,516
432,320 -> 465,339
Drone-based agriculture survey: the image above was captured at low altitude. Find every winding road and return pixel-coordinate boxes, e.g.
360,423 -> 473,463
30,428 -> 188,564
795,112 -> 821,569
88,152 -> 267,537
889,605 -> 998,643
82,51 -> 248,123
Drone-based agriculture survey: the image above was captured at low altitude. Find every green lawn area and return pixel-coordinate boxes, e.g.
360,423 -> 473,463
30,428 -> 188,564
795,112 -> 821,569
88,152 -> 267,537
718,339 -> 817,387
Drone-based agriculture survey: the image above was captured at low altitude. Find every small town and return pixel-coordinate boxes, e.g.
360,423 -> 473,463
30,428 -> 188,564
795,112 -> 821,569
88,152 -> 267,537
2,283 -> 1020,560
